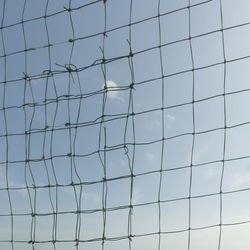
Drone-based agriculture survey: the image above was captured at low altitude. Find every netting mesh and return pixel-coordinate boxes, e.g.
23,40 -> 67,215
1,0 -> 250,249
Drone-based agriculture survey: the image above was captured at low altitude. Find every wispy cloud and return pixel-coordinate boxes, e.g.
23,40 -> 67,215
103,80 -> 123,102
32,78 -> 43,86
132,188 -> 142,204
62,188 -> 101,205
204,167 -> 218,177
167,114 -> 176,121
146,152 -> 154,161
0,165 -> 16,188
84,192 -> 101,205
0,166 -> 6,187
232,171 -> 250,187
0,140 -> 5,153
193,146 -> 209,164
16,188 -> 29,197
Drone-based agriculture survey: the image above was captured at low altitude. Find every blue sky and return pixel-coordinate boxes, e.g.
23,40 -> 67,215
1,0 -> 250,249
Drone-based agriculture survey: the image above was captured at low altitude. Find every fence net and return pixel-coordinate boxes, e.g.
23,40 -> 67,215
1,0 -> 250,249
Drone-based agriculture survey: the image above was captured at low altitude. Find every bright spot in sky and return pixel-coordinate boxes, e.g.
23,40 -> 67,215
233,171 -> 250,186
167,114 -> 176,121
103,80 -> 122,101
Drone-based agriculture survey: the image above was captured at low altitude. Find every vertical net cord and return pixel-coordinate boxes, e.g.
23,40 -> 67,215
48,67 -> 59,249
64,0 -> 84,248
124,66 -> 136,249
71,70 -> 83,249
21,0 -> 32,247
43,0 -> 60,248
126,0 -> 136,249
98,1 -> 108,249
218,1 -> 227,249
21,1 -> 39,248
43,1 -> 58,249
157,0 -> 165,250
1,1 -> 14,250
187,1 -> 195,249
122,58 -> 136,249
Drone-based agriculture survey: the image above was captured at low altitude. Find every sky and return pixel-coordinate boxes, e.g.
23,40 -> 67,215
1,0 -> 250,249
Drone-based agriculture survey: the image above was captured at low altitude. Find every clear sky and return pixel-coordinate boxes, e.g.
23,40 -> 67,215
1,0 -> 250,249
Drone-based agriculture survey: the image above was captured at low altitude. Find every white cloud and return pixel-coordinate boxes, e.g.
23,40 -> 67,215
0,140 -> 5,152
84,192 -> 101,205
62,188 -> 101,205
0,166 -> 6,186
232,171 -> 250,187
16,188 -> 29,197
166,124 -> 171,129
146,152 -> 154,161
167,114 -> 176,121
103,80 -> 123,101
132,188 -> 142,204
204,167 -> 218,177
155,120 -> 161,127
0,166 -> 16,188
32,78 -> 43,86
193,146 -> 208,164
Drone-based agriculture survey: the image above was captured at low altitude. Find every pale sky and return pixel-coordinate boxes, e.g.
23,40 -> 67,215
1,0 -> 250,250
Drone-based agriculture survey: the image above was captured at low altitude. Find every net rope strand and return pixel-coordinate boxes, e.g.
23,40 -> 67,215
187,0 -> 195,249
156,0 -> 165,250
218,1 -> 227,249
0,0 -> 250,249
22,1 -> 37,248
98,2 -> 108,250
126,0 -> 136,249
1,1 -> 14,250
43,1 -> 59,249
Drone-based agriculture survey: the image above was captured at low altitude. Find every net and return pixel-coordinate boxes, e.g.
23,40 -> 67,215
1,0 -> 250,249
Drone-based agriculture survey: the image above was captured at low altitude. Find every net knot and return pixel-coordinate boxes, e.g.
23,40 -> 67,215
128,234 -> 134,240
22,72 -> 30,81
64,6 -> 72,12
43,69 -> 53,76
129,83 -> 135,90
